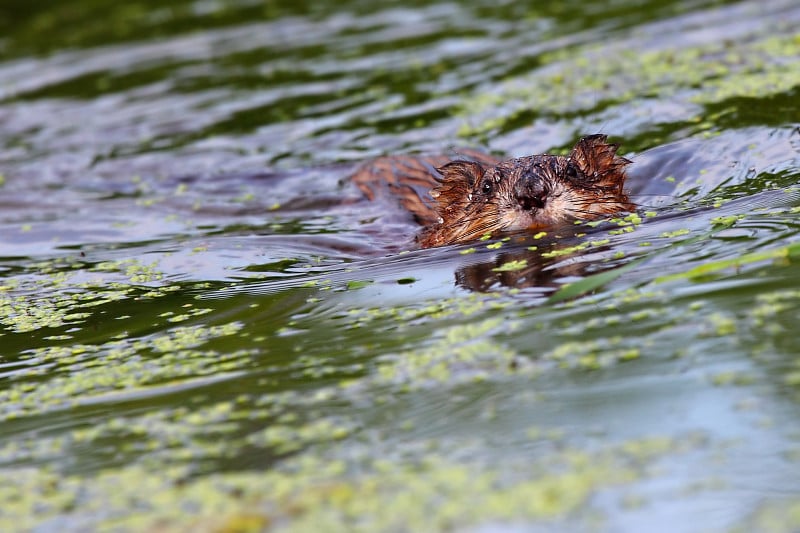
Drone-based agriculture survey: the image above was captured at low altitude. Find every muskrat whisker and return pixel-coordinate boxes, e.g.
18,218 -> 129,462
456,220 -> 504,236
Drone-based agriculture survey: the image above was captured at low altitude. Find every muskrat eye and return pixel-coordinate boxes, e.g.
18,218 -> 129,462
481,180 -> 493,195
565,161 -> 581,181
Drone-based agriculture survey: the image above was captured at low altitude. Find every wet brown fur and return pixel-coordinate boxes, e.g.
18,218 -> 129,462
351,135 -> 633,248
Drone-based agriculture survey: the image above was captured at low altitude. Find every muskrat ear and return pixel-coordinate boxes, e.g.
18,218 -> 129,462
435,161 -> 485,186
430,160 -> 486,202
568,134 -> 631,183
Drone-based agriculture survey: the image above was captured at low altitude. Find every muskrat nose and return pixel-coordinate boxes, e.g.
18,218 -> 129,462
514,179 -> 547,211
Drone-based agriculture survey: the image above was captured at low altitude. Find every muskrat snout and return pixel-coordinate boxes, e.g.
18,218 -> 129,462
514,174 -> 548,212
408,135 -> 634,248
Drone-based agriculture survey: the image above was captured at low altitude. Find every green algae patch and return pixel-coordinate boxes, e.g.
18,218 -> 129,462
492,259 -> 528,272
711,215 -> 745,228
0,253 -> 187,336
457,30 -> 800,137
709,371 -> 755,387
92,257 -> 165,284
542,337 -> 640,371
0,282 -> 131,334
704,312 -> 737,337
345,280 -> 373,291
749,289 -> 800,326
370,318 -> 536,389
736,499 -> 800,533
660,229 -> 691,239
246,418 -> 354,454
0,434 -> 685,532
541,241 -> 591,258
0,321 -> 247,421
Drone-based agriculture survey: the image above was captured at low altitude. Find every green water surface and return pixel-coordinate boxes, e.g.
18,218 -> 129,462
1,0 -> 800,531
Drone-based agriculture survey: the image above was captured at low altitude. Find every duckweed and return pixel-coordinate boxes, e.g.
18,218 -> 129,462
0,434 -> 695,532
458,31 -> 800,137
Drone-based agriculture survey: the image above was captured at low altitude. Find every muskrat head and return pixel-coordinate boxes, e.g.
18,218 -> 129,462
417,135 -> 634,248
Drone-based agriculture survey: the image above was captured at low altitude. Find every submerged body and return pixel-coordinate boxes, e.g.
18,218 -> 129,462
351,135 -> 634,248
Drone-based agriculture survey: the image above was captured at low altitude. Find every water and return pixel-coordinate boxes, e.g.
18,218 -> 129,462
1,0 -> 800,531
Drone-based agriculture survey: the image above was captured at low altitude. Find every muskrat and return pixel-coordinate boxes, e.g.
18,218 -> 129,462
351,135 -> 634,248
